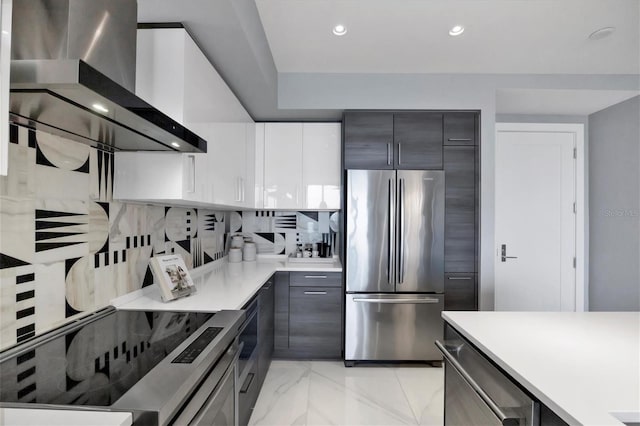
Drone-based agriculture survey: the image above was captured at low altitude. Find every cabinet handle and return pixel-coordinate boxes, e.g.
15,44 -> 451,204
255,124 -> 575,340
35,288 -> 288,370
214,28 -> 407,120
447,277 -> 472,280
240,372 -> 255,394
236,177 -> 242,202
186,154 -> 195,193
447,138 -> 472,142
397,142 -> 402,165
304,275 -> 327,279
240,177 -> 245,202
387,143 -> 392,165
304,291 -> 327,295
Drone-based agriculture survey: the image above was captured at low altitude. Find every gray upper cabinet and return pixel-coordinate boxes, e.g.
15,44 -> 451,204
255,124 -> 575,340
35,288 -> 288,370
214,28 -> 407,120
444,112 -> 477,146
393,112 -> 443,169
344,112 -> 394,169
344,111 -> 443,170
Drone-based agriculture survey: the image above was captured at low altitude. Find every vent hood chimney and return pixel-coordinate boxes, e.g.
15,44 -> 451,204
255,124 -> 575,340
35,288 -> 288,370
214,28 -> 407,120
9,0 -> 206,153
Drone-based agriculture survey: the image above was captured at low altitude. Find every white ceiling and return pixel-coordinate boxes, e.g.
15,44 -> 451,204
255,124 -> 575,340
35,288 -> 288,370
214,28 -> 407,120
256,0 -> 640,74
138,0 -> 640,119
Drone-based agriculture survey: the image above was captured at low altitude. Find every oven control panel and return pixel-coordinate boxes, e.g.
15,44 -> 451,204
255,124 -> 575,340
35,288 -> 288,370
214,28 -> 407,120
172,327 -> 223,364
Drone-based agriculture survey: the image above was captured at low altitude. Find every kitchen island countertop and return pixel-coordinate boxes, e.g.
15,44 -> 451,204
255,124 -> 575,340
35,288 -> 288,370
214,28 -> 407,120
112,256 -> 342,312
442,311 -> 640,426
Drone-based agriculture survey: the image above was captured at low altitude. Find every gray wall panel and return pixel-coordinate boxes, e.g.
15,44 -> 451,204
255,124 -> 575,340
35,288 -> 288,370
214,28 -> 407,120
588,96 -> 640,311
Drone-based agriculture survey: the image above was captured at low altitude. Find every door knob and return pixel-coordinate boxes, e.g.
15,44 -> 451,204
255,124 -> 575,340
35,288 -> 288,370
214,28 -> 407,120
501,244 -> 518,262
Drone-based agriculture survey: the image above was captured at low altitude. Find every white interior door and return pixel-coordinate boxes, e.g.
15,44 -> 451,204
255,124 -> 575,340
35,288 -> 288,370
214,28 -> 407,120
495,125 -> 578,311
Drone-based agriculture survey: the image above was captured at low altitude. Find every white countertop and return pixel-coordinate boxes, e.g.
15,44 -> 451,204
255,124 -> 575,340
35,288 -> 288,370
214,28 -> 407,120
113,256 -> 342,312
1,408 -> 132,426
442,311 -> 640,426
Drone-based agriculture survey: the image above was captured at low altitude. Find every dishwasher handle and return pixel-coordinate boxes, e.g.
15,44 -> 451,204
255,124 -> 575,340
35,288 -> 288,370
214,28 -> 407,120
435,340 -> 520,426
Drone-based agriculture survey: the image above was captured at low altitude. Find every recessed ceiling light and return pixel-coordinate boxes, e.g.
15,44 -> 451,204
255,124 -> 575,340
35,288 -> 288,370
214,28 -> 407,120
449,25 -> 465,36
171,142 -> 181,148
332,24 -> 347,36
92,103 -> 109,113
588,26 -> 615,40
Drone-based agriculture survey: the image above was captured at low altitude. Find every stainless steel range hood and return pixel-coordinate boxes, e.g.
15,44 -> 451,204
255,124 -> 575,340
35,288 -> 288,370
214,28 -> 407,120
9,0 -> 207,153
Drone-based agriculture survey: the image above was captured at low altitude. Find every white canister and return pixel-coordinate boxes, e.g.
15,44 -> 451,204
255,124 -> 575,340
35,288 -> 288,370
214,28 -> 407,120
230,235 -> 245,249
243,242 -> 257,261
228,248 -> 243,263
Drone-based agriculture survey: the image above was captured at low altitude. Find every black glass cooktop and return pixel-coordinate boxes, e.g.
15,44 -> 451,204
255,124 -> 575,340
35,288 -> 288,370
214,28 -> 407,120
0,310 -> 213,406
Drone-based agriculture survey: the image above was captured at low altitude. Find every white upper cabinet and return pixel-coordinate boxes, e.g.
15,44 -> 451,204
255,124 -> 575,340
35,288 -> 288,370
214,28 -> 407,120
259,122 -> 341,210
135,27 -> 252,125
264,123 -> 303,209
114,27 -> 255,209
189,122 -> 255,209
114,152 -> 210,206
301,123 -> 341,209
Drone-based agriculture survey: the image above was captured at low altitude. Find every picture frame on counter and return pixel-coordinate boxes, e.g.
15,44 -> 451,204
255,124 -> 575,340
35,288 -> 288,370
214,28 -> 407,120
149,254 -> 197,302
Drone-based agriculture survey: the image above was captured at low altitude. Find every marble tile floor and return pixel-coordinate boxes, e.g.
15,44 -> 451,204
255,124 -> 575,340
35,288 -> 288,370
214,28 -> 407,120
249,361 -> 444,426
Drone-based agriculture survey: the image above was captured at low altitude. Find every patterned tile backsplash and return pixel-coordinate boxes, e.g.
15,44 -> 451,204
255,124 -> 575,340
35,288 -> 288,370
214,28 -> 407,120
226,211 -> 339,256
0,124 -> 341,351
0,125 -> 226,350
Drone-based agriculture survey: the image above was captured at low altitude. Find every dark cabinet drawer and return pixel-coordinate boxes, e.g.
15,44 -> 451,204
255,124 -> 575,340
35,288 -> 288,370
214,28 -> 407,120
444,112 -> 477,146
289,271 -> 342,287
289,286 -> 342,358
444,273 -> 477,311
444,146 -> 477,273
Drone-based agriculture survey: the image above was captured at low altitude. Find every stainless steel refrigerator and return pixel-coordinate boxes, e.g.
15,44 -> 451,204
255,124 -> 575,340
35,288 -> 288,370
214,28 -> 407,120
345,169 -> 445,363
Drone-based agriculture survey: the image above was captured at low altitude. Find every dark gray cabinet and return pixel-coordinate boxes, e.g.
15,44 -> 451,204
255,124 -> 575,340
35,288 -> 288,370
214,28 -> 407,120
344,111 -> 443,170
274,271 -> 289,354
289,286 -> 342,358
393,112 -> 443,169
444,145 -> 477,273
444,273 -> 477,311
257,277 -> 274,390
273,271 -> 343,359
444,112 -> 477,146
344,112 -> 394,169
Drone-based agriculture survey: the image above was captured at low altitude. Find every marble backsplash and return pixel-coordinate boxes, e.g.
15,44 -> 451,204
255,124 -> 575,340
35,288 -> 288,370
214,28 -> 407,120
0,125 -> 226,350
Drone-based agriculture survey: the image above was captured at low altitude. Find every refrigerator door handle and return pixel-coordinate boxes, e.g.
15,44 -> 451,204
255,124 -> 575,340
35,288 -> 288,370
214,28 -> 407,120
398,178 -> 405,284
388,178 -> 395,285
352,298 -> 441,304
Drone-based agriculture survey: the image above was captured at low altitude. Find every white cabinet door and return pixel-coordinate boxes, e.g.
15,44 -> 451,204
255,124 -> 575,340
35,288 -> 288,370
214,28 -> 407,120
189,122 -> 247,208
302,123 -> 341,209
114,152 -> 208,205
264,123 -> 303,209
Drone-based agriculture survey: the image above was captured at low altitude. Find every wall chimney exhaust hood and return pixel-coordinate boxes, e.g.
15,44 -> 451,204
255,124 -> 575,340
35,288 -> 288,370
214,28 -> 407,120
9,0 -> 207,153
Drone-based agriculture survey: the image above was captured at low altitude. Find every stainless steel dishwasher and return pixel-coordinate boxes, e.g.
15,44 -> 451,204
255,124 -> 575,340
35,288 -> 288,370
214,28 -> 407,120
436,324 -> 539,426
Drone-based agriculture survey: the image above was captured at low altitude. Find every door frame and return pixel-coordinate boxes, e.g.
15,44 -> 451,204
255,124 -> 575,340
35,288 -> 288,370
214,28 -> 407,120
495,122 -> 587,311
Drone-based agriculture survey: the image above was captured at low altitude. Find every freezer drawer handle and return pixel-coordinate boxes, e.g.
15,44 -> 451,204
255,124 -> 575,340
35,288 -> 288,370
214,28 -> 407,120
447,277 -> 472,280
352,298 -> 440,304
447,138 -> 472,142
304,291 -> 328,295
304,275 -> 327,279
435,340 -> 520,426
